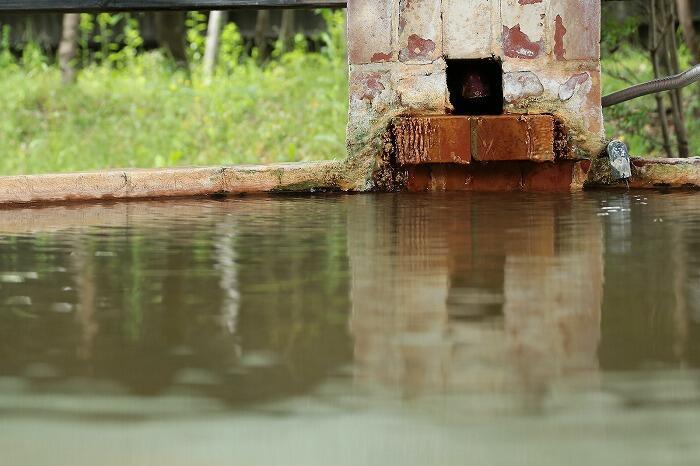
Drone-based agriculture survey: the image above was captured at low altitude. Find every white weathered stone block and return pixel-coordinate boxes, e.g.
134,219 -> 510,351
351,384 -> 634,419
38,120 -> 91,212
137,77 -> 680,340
443,0 -> 497,59
347,0 -> 395,64
398,0 -> 443,64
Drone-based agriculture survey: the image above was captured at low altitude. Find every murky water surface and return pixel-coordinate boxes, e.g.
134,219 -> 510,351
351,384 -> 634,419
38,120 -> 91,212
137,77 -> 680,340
1,192 -> 699,465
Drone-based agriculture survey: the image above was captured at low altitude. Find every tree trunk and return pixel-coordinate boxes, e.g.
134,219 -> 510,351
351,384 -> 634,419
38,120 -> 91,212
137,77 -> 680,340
155,11 -> 187,65
279,9 -> 295,52
661,0 -> 690,158
255,9 -> 270,60
203,10 -> 227,81
650,0 -> 673,157
676,0 -> 700,64
58,13 -> 80,85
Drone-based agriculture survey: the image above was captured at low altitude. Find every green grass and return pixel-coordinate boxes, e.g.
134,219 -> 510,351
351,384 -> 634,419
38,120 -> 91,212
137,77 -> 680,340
0,12 -> 348,175
0,53 -> 348,175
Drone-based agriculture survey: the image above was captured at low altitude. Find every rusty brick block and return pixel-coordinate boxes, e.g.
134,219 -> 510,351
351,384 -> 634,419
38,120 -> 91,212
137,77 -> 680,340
502,67 -> 604,156
430,163 -> 525,191
393,116 -> 471,165
521,160 -> 587,191
472,115 -> 555,162
404,161 -> 589,193
393,115 -> 556,165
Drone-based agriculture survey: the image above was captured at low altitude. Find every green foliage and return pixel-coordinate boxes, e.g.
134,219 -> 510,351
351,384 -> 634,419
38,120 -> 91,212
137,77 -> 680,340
185,11 -> 208,63
602,46 -> 700,157
316,9 -> 346,62
0,11 -> 348,175
601,12 -> 642,54
600,2 -> 699,157
0,25 -> 16,70
79,13 -> 94,67
218,22 -> 245,75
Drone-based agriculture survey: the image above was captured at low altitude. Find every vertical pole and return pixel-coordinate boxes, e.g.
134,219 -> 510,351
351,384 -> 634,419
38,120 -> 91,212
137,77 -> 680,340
203,10 -> 226,81
58,13 -> 80,84
279,9 -> 295,52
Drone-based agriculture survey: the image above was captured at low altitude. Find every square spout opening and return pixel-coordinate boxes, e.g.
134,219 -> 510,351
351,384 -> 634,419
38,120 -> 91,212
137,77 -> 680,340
446,58 -> 504,116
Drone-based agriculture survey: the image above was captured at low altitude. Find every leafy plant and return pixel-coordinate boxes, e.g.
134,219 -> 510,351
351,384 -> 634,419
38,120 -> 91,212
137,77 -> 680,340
0,10 -> 349,175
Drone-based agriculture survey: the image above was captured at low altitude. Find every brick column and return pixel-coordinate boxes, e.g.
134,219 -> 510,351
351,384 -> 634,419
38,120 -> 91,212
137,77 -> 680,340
500,0 -> 604,157
346,0 -> 605,188
347,0 -> 449,167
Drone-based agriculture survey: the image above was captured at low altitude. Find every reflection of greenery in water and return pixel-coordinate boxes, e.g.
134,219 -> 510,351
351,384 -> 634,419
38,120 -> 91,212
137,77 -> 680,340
0,198 -> 352,406
599,193 -> 700,370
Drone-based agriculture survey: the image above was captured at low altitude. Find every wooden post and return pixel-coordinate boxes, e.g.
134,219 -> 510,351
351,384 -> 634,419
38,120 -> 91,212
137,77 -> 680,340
58,13 -> 80,84
254,9 -> 270,60
155,11 -> 187,65
279,9 -> 295,52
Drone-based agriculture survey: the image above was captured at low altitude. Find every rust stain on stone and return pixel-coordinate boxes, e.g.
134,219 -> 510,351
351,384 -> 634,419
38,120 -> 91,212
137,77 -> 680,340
502,25 -> 542,59
554,15 -> 567,60
401,34 -> 436,61
373,127 -> 409,192
359,73 -> 385,101
371,52 -> 393,63
553,119 -> 572,159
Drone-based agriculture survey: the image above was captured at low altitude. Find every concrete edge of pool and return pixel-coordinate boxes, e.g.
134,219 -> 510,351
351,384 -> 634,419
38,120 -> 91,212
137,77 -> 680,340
0,157 -> 698,207
0,160 -> 357,207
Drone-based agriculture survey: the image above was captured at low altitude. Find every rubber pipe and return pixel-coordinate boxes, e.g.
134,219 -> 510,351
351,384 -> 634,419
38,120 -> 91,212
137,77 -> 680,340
602,64 -> 700,108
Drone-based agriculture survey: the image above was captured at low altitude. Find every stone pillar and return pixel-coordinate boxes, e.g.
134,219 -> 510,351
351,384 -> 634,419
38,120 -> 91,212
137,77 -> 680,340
346,0 -> 449,168
346,0 -> 605,185
500,0 -> 604,157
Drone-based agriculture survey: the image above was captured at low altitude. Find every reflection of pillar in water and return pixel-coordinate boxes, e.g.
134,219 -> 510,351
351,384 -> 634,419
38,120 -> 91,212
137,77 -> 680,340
215,219 -> 240,336
347,195 -> 604,396
503,199 -> 603,392
347,195 -> 451,394
73,236 -> 98,361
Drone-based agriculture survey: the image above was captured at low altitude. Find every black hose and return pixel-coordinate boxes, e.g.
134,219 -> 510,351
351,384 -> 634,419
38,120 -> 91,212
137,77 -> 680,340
602,64 -> 700,108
